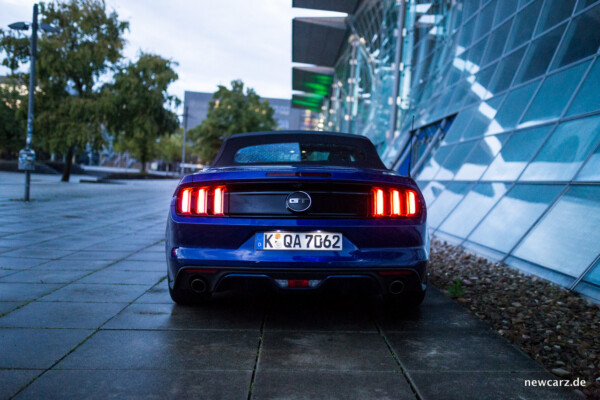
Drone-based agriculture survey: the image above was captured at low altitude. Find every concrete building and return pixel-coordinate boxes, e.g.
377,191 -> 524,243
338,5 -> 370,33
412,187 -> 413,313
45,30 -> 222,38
292,0 -> 600,302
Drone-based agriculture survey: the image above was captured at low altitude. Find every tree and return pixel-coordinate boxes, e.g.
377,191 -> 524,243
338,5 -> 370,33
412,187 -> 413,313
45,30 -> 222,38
104,53 -> 179,172
0,0 -> 129,181
0,77 -> 26,158
192,80 -> 277,163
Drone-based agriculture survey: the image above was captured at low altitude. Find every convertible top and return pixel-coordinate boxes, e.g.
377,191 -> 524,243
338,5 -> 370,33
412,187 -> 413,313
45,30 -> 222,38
212,131 -> 387,169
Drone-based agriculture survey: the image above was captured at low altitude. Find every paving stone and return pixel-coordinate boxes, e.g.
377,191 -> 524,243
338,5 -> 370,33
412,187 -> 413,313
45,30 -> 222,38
31,259 -> 111,271
0,283 -> 62,301
57,330 -> 258,370
39,283 -> 150,303
2,247 -> 74,260
0,269 -> 90,284
387,329 -> 542,372
0,256 -> 49,270
0,301 -> 126,329
15,369 -> 251,400
0,328 -> 93,368
78,269 -> 165,285
0,369 -> 41,399
134,281 -> 172,303
0,301 -> 27,315
125,252 -> 164,262
104,302 -> 263,331
66,251 -> 132,261
258,331 -> 397,372
106,260 -> 165,272
408,371 -> 582,400
252,370 -> 414,400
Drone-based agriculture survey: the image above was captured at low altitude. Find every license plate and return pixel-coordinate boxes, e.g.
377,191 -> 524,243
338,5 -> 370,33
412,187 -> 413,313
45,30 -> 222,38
256,232 -> 343,251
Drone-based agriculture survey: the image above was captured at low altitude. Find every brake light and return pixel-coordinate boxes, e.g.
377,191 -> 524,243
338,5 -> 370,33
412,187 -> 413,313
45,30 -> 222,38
180,188 -> 192,214
213,186 -> 225,215
372,187 -> 419,217
177,185 -> 227,216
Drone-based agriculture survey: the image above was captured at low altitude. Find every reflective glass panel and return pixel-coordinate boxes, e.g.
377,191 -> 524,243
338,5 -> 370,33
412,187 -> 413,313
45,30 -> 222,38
427,182 -> 473,229
535,0 -> 576,34
475,62 -> 499,97
481,125 -> 552,181
454,134 -> 509,180
485,79 -> 540,134
582,260 -> 600,287
576,143 -> 600,181
515,23 -> 567,84
520,115 -> 600,181
493,0 -> 518,26
513,186 -> 600,277
506,0 -> 543,51
459,16 -> 477,48
489,47 -> 526,93
474,1 -> 496,38
467,36 -> 488,67
439,182 -> 509,238
552,3 -> 600,69
567,59 -> 600,117
520,61 -> 590,126
482,18 -> 513,66
417,144 -> 454,180
420,181 -> 446,207
434,141 -> 478,180
443,106 -> 477,143
577,0 -> 600,11
468,184 -> 563,252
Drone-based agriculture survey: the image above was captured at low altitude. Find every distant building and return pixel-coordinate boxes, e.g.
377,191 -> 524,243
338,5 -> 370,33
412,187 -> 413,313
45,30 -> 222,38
183,91 -> 306,132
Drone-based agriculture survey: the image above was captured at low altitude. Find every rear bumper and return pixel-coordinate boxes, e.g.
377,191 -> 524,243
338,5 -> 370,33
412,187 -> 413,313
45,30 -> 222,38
166,212 -> 429,295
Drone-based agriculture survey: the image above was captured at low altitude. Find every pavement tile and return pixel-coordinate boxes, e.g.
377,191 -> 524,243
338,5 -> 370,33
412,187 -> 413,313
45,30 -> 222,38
265,294 -> 376,332
39,283 -> 150,303
0,301 -> 127,329
408,371 -> 582,400
0,257 -> 49,270
387,329 -> 542,372
0,301 -> 27,315
0,369 -> 41,399
0,328 -> 93,368
104,302 -> 264,331
258,331 -> 397,372
78,269 -> 165,285
2,248 -> 74,260
66,251 -> 133,261
125,252 -> 164,262
57,330 -> 258,370
252,370 -> 414,400
107,260 -> 165,272
31,259 -> 111,271
0,283 -> 62,301
0,269 -> 90,284
15,369 -> 251,400
134,281 -> 172,303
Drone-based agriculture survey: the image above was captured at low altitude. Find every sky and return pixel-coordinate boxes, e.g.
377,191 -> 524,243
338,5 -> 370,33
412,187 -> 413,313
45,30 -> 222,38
0,0 -> 344,110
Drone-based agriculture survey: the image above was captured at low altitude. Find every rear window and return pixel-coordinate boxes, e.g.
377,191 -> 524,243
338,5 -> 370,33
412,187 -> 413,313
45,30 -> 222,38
234,142 -> 361,164
212,132 -> 387,169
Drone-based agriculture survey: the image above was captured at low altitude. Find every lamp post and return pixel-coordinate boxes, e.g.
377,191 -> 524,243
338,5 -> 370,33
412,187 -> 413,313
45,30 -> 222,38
180,106 -> 188,176
9,3 -> 58,201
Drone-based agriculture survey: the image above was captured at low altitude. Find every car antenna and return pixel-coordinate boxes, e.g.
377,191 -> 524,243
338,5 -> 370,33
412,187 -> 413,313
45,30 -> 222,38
407,115 -> 415,178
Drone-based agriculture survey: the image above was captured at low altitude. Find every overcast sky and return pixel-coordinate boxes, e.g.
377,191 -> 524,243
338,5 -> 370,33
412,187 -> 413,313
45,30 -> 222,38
0,0 -> 344,108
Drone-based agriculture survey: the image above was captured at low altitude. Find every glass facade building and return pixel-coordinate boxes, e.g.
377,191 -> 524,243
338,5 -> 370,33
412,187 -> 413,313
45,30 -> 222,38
292,0 -> 600,302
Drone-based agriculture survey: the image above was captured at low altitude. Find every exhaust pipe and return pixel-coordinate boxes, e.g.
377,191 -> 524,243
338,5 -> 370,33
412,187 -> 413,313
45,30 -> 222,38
389,280 -> 405,295
190,278 -> 207,294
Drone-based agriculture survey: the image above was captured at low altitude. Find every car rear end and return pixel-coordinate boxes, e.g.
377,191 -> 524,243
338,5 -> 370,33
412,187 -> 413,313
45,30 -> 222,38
165,132 -> 429,307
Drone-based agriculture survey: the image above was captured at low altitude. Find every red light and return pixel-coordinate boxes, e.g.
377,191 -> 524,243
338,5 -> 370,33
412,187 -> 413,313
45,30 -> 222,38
373,188 -> 385,216
288,279 -> 309,288
185,268 -> 217,274
180,188 -> 192,214
391,190 -> 401,216
406,190 -> 417,216
379,270 -> 413,275
196,188 -> 207,215
213,187 -> 225,215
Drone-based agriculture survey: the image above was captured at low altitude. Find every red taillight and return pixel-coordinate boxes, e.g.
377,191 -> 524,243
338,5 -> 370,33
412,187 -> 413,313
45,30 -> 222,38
179,188 -> 192,214
213,186 -> 225,216
288,279 -> 309,288
372,187 -> 419,217
177,185 -> 227,216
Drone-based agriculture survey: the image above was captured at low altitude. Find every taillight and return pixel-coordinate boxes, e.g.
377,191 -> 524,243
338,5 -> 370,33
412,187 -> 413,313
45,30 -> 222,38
371,187 -> 420,217
177,185 -> 227,216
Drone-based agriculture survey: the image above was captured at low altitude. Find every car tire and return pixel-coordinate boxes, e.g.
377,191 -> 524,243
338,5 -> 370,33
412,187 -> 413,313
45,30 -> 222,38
384,290 -> 426,308
168,285 -> 211,306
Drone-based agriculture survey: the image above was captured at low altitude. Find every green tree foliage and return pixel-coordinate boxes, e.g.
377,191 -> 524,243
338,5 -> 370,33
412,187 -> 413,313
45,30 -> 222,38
192,79 -> 277,163
103,53 -> 179,172
0,0 -> 129,181
0,78 -> 25,158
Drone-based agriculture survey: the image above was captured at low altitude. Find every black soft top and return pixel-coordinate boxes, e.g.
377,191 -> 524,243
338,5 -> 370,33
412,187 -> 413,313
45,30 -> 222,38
212,131 -> 387,169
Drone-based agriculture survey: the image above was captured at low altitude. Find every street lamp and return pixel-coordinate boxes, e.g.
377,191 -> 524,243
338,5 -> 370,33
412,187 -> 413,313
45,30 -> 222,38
180,106 -> 188,176
9,3 -> 59,201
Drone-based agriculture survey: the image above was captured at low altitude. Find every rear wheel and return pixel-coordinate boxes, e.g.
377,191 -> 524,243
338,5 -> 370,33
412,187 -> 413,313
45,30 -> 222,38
169,285 -> 211,306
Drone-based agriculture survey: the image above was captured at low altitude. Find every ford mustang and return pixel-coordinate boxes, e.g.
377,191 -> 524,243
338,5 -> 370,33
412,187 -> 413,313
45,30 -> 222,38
165,131 -> 429,307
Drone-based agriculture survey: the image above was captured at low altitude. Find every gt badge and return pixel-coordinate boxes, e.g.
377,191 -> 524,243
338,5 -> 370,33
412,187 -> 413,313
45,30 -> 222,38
286,191 -> 311,213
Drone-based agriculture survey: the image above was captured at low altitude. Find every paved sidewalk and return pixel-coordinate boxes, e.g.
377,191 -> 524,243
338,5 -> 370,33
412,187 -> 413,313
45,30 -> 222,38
0,172 -> 581,399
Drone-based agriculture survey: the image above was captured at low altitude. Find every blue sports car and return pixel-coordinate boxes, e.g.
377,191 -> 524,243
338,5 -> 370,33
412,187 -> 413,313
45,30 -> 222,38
166,131 -> 429,307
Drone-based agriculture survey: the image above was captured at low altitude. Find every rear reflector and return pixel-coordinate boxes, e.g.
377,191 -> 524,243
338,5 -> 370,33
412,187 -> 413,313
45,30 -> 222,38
379,270 -> 413,275
372,187 -> 420,217
288,279 -> 310,288
185,268 -> 217,274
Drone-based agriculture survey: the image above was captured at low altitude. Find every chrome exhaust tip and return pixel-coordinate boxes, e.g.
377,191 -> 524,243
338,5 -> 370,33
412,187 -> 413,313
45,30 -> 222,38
389,280 -> 405,295
190,278 -> 207,294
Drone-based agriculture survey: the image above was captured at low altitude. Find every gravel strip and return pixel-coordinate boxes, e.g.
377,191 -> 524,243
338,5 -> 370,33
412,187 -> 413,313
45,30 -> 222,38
429,239 -> 600,399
